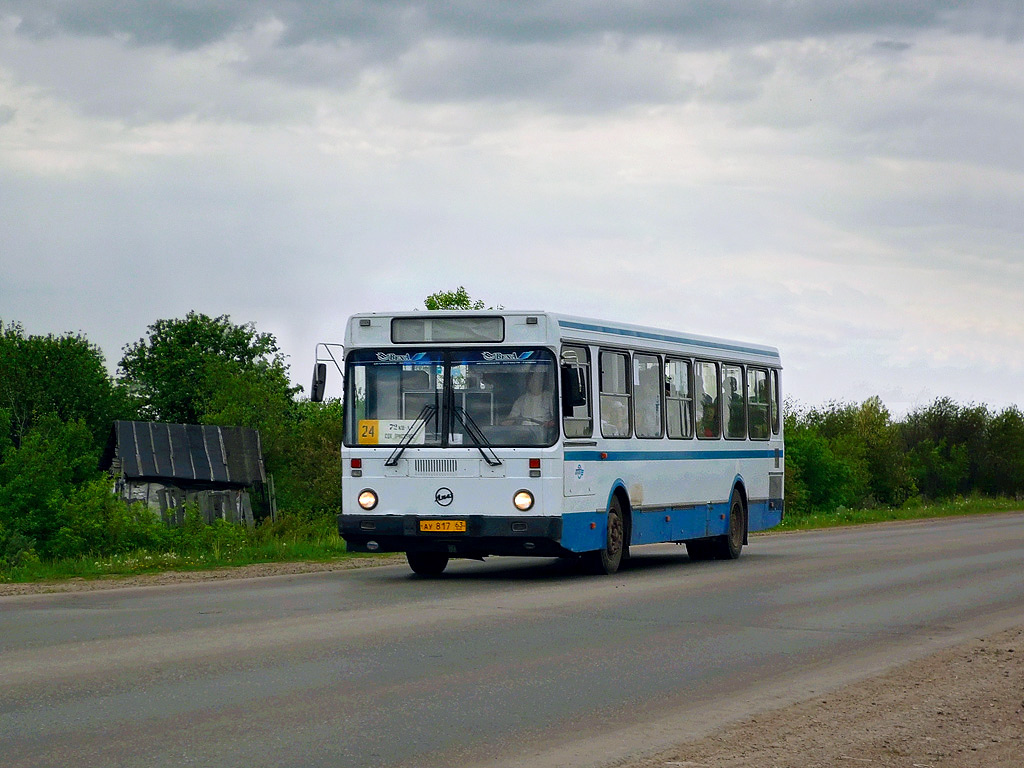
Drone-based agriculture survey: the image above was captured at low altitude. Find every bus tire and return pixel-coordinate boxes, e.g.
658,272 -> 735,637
715,494 -> 746,560
406,551 -> 449,576
586,497 -> 625,575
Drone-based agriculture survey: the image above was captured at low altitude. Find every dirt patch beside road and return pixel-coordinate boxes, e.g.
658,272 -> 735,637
0,556 -> 402,596
629,626 -> 1024,768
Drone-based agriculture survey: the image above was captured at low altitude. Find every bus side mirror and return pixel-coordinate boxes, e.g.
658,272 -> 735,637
310,363 -> 327,403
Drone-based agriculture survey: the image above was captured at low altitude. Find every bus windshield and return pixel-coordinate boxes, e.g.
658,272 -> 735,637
345,348 -> 558,448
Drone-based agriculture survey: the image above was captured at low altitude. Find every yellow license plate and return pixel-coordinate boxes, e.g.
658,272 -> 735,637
419,520 -> 466,533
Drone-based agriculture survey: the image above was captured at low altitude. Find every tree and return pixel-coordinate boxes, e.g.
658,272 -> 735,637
0,415 -> 100,557
118,312 -> 298,425
271,399 -> 346,513
0,321 -> 130,449
424,287 -> 487,310
854,396 -> 915,506
902,398 -> 991,497
980,406 -> 1024,497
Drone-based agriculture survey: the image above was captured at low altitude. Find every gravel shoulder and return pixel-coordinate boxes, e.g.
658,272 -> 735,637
0,555 -> 402,596
626,625 -> 1024,768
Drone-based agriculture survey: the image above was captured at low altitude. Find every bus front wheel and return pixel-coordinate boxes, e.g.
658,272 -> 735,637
407,551 -> 449,577
586,498 -> 625,575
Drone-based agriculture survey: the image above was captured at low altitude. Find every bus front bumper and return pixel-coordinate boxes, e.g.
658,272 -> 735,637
339,514 -> 566,557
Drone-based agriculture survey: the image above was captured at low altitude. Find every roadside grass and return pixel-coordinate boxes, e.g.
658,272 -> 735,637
0,510 -> 352,584
3,497 -> 1021,585
0,539 -> 352,583
777,495 -> 1022,531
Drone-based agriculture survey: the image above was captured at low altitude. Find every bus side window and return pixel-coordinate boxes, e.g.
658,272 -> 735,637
600,350 -> 631,438
665,358 -> 693,439
722,364 -> 745,440
747,367 -> 770,440
770,368 -> 781,435
694,361 -> 721,439
634,353 -> 663,439
561,345 -> 592,438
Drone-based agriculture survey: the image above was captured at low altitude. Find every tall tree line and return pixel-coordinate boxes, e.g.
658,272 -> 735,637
785,396 -> 1024,513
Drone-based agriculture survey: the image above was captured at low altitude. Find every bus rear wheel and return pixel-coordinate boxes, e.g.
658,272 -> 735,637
406,551 -> 449,576
714,495 -> 746,560
586,498 -> 625,575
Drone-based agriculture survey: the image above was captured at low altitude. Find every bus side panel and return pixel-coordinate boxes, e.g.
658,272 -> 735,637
560,511 -> 608,553
630,506 -> 709,545
748,500 -> 783,531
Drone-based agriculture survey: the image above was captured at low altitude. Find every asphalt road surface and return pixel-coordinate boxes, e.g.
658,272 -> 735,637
2,513 -> 1023,768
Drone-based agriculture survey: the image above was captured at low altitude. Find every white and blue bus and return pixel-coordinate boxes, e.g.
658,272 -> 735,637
311,311 -> 784,575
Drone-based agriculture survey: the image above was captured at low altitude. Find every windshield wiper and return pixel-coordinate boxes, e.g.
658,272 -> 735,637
385,404 -> 437,467
452,406 -> 502,467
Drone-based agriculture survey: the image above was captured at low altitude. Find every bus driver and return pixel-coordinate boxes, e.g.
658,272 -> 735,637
502,370 -> 554,426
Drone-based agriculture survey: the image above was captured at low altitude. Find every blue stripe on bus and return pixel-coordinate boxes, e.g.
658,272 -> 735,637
557,320 -> 780,360
563,449 -> 781,462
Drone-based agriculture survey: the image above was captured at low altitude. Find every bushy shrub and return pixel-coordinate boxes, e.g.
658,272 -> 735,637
254,508 -> 339,546
49,477 -> 170,559
785,397 -> 918,513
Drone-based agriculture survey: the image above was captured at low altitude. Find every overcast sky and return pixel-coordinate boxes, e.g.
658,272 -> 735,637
1,1 -> 1022,412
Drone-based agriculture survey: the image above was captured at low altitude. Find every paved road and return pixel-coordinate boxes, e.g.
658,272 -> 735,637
2,513 -> 1023,768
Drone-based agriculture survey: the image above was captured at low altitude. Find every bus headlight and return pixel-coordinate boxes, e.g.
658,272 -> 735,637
513,490 -> 534,511
358,489 -> 378,510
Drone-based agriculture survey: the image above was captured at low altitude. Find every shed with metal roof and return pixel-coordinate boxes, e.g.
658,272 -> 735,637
103,421 -> 267,527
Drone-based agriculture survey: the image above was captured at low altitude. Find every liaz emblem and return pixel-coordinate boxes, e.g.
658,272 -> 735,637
575,464 -> 585,480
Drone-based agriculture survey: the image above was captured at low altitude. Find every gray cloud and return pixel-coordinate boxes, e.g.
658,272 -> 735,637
3,1 -> 1021,115
4,1 -> 1019,50
391,39 -> 698,110
871,40 -> 912,53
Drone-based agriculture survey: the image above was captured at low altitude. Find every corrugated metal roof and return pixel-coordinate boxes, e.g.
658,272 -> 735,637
106,421 -> 266,487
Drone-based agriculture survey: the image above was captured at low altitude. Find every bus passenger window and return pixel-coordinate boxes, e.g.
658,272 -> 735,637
723,364 -> 745,439
561,346 -> 592,438
747,368 -> 770,440
665,359 -> 693,439
770,369 -> 781,435
694,361 -> 720,439
600,351 -> 631,438
634,354 -> 663,439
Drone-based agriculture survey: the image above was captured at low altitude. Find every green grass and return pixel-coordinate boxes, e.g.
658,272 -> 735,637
0,537 -> 354,584
4,497 -> 1021,585
777,495 -> 1022,532
1,541 -> 359,583
0,509 -> 358,584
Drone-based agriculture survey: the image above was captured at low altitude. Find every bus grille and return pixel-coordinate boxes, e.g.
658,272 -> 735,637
414,459 -> 458,474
